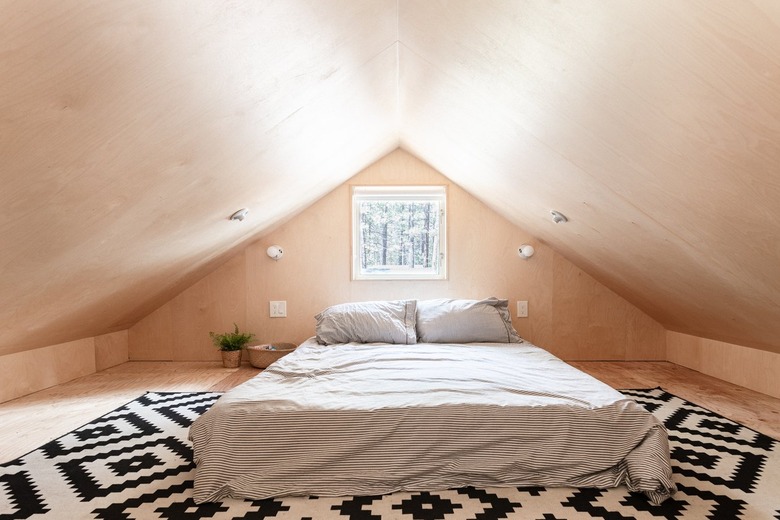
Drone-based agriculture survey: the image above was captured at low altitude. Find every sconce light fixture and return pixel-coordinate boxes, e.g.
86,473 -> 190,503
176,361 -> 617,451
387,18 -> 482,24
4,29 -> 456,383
266,245 -> 284,260
518,244 -> 535,259
230,208 -> 250,221
550,210 -> 568,224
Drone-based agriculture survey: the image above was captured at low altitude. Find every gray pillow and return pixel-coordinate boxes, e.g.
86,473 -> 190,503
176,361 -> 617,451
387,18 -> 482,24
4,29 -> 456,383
416,298 -> 523,343
315,300 -> 417,345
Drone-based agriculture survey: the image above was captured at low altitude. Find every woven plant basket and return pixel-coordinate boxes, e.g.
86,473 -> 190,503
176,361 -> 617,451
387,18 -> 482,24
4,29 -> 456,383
247,343 -> 297,368
220,350 -> 242,368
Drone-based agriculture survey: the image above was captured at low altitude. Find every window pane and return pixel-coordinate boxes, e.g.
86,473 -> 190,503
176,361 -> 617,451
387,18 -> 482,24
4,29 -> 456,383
359,200 -> 440,275
352,186 -> 446,280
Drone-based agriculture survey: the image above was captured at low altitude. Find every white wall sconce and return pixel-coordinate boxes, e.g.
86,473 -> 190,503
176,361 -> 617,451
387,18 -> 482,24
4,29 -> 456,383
230,208 -> 249,221
550,210 -> 568,224
266,245 -> 284,260
518,244 -> 535,259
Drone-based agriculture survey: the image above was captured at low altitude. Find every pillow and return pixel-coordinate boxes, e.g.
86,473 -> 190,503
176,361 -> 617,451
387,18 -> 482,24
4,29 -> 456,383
315,300 -> 417,345
416,297 -> 523,343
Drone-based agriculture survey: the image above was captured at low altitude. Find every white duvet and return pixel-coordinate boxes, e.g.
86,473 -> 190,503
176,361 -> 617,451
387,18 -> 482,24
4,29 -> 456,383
190,339 -> 676,504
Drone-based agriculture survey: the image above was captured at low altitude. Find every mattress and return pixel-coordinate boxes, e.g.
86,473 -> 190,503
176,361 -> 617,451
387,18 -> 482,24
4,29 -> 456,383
189,339 -> 675,504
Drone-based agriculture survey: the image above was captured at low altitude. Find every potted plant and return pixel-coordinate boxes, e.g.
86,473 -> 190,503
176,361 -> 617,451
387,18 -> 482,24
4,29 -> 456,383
209,323 -> 255,368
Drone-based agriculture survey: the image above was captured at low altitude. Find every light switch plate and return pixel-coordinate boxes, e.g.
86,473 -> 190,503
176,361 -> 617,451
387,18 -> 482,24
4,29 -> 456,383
269,301 -> 287,318
517,300 -> 528,318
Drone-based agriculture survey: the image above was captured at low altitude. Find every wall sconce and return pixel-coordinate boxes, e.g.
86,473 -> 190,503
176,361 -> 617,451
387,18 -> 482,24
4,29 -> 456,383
266,245 -> 284,260
230,208 -> 249,221
518,244 -> 535,259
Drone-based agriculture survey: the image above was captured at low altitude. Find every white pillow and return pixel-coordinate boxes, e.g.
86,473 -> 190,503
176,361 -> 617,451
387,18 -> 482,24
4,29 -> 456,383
315,300 -> 417,345
416,298 -> 523,343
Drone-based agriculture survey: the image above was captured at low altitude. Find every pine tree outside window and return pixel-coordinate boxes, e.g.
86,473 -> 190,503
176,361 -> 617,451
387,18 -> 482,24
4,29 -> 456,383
352,186 -> 447,280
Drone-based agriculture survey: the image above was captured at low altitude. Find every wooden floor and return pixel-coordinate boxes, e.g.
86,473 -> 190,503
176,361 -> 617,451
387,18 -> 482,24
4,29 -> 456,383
1,360 -> 779,463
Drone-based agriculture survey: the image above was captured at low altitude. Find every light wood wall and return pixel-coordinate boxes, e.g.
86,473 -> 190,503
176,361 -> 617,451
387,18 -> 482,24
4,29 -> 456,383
129,150 -> 665,362
667,331 -> 780,399
0,330 -> 127,403
129,254 -> 246,362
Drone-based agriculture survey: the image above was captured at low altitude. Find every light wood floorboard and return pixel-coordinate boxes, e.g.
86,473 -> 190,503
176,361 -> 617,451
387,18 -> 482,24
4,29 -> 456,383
1,360 -> 778,464
0,362 -> 260,463
570,361 -> 780,439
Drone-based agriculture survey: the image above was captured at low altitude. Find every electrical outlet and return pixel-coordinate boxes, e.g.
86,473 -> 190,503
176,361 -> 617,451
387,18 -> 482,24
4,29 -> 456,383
269,301 -> 287,318
517,300 -> 528,318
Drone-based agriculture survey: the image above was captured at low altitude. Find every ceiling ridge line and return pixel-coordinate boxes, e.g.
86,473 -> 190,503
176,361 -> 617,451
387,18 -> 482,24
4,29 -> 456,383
396,0 -> 401,130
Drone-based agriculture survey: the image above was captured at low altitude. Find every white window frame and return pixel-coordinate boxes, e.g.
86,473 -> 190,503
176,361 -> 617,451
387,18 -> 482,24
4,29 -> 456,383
352,185 -> 447,281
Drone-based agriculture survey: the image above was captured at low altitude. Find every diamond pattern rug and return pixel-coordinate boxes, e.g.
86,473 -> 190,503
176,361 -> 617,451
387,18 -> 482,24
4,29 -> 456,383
1,388 -> 778,519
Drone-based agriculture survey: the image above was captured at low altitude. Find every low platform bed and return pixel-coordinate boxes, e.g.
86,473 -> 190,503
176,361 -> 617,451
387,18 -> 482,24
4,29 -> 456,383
190,299 -> 675,505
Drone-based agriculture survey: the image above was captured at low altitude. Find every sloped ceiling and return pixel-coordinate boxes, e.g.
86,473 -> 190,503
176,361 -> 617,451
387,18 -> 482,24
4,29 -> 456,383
1,1 -> 779,357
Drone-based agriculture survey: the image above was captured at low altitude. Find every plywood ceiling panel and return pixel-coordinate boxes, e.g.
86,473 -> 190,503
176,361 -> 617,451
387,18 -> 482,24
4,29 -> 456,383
399,0 -> 780,352
1,0 -> 779,355
0,0 -> 398,355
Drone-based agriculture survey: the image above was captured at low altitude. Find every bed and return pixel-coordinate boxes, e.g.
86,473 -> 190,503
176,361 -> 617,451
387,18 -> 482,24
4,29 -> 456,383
190,298 -> 675,505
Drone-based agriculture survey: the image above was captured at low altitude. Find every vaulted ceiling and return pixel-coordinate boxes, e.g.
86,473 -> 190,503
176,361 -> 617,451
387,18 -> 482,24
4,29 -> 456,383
2,1 -> 779,357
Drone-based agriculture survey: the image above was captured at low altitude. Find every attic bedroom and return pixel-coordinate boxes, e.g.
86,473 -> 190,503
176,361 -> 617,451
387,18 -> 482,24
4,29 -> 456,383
1,1 -> 778,519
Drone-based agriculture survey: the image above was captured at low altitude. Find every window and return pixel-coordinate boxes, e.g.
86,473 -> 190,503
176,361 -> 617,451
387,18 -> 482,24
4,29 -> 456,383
352,186 -> 446,280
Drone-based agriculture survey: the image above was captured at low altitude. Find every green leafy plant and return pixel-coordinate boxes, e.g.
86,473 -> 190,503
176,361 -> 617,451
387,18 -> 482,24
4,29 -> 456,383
209,323 -> 255,352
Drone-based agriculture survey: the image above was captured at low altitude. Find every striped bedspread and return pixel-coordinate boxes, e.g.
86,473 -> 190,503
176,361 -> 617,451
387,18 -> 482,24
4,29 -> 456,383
189,339 -> 676,504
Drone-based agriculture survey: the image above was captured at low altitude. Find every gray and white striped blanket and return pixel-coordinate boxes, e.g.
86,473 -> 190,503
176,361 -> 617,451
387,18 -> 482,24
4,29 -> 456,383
190,339 -> 675,504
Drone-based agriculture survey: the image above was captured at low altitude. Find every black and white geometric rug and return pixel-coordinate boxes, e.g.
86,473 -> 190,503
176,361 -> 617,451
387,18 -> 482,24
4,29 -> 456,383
1,388 -> 778,519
